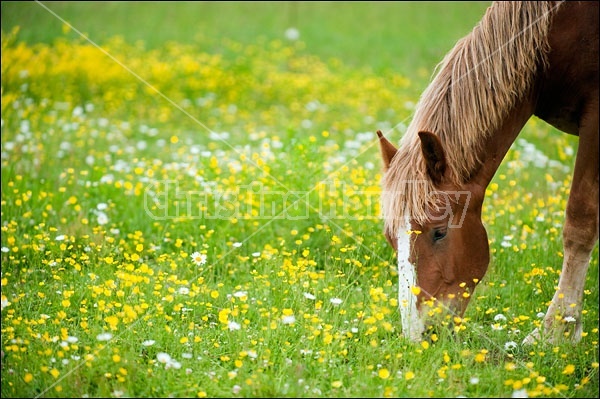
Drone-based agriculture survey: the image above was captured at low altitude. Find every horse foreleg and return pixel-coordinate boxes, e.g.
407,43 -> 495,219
524,109 -> 599,345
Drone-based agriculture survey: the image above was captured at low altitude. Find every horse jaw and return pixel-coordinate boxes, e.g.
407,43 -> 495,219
397,218 -> 425,341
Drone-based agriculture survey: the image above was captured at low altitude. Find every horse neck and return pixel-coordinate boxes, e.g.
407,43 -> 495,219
470,91 -> 538,189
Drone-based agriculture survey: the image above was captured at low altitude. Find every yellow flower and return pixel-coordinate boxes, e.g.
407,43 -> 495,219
405,371 -> 415,380
562,364 -> 575,375
218,308 -> 230,324
378,368 -> 390,379
105,315 -> 119,329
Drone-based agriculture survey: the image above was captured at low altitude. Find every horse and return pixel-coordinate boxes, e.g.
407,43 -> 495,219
378,1 -> 598,343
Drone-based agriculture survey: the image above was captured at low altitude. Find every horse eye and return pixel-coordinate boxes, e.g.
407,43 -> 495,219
433,228 -> 447,242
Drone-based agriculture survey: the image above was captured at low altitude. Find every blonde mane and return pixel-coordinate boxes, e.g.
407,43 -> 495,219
382,1 -> 561,237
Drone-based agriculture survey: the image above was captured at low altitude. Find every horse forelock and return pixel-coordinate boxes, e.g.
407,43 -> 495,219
383,1 -> 562,238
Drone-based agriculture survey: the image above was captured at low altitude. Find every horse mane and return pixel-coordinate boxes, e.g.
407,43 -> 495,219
382,1 -> 562,237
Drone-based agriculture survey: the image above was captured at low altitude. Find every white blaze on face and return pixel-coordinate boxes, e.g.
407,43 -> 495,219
397,217 -> 425,341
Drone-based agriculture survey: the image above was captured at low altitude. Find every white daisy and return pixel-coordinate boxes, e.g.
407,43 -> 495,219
191,252 -> 207,266
494,313 -> 507,322
330,298 -> 343,305
96,332 -> 113,341
156,352 -> 171,363
511,388 -> 528,398
284,27 -> 300,41
166,360 -> 181,370
96,211 -> 109,226
228,321 -> 241,331
504,341 -> 518,350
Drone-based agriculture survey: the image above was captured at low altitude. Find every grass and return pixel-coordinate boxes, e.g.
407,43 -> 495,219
1,2 -> 598,398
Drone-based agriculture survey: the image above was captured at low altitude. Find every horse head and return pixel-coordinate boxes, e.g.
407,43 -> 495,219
378,130 -> 490,340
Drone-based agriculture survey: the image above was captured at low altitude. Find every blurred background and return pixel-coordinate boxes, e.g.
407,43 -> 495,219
2,1 -> 490,80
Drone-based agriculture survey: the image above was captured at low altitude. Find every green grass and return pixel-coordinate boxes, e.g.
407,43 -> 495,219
1,2 -> 598,398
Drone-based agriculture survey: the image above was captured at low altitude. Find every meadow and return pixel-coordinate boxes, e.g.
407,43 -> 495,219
1,2 -> 598,398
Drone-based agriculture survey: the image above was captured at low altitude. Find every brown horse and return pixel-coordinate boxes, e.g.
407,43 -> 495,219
378,1 -> 598,343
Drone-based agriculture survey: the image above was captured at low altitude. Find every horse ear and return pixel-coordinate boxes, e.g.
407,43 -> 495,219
418,131 -> 447,185
377,130 -> 398,170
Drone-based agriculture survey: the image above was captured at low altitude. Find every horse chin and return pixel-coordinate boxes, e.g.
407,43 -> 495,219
401,305 -> 459,342
399,291 -> 469,342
